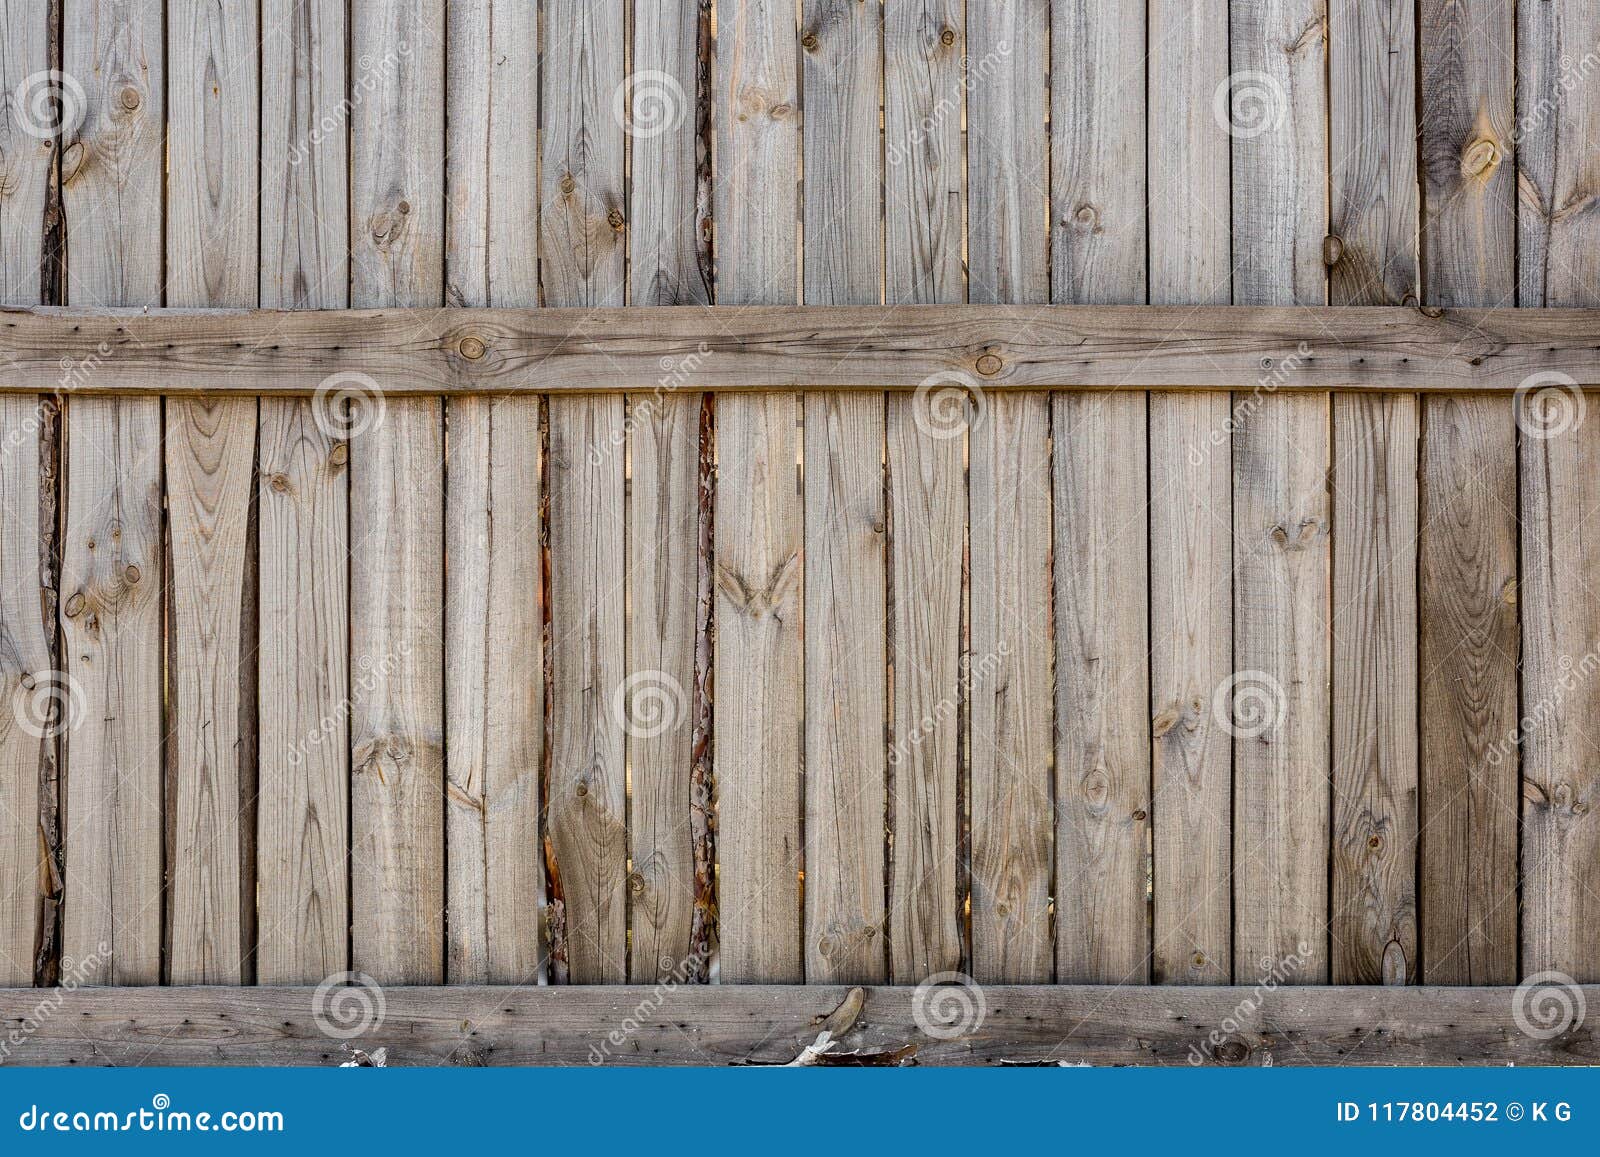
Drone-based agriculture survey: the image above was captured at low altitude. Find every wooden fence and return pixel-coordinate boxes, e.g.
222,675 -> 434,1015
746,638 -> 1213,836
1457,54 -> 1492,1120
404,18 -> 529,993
1,0 -> 1598,1065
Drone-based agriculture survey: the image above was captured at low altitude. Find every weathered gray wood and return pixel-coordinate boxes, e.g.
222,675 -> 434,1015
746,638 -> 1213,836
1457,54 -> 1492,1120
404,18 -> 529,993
800,0 -> 886,987
967,0 -> 1051,985
1329,0 -> 1420,986
2,983 -> 1594,1067
1049,0 -> 1148,986
1417,0 -> 1519,987
165,0 -> 259,986
1229,0 -> 1330,985
627,0 -> 711,985
1149,0 -> 1232,986
59,0 -> 165,986
884,0 -> 966,983
443,0 -> 543,987
349,0 -> 445,985
8,305 -> 1600,394
714,0 -> 803,983
0,2 -> 55,986
256,0 -> 350,986
1518,0 -> 1600,986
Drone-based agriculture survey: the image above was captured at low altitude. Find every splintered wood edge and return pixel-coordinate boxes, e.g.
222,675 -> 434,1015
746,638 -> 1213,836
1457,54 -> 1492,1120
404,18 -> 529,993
0,984 -> 1592,1066
5,304 -> 1600,395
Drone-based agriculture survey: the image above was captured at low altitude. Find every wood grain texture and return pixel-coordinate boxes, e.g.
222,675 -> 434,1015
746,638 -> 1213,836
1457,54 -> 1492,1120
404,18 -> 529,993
0,3 -> 55,986
256,0 -> 350,986
1329,0 -> 1420,986
1417,0 -> 1519,987
1054,394 -> 1148,983
540,0 -> 626,985
966,0 -> 1051,985
1517,0 -> 1600,984
1049,0 -> 1149,986
1148,0 -> 1232,986
800,0 -> 885,986
59,0 -> 165,985
165,0 -> 259,986
4,983 -> 1596,1067
884,0 -> 967,983
1228,0 -> 1329,986
628,0 -> 711,984
443,0 -> 543,987
349,0 -> 445,985
713,0 -> 803,983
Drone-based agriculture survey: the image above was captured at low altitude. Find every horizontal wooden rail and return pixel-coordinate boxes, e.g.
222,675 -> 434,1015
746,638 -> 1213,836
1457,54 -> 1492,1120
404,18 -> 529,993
8,304 -> 1600,395
0,985 -> 1590,1066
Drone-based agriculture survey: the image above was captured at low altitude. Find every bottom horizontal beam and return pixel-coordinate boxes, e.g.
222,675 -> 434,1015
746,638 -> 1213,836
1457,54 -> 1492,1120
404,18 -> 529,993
0,984 -> 1592,1067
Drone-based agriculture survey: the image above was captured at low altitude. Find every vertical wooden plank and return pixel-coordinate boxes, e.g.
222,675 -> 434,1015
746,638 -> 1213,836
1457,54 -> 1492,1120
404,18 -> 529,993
966,0 -> 1051,985
1147,0 -> 1232,986
884,0 -> 966,982
1417,0 -> 1519,987
257,0 -> 350,986
1329,0 -> 1420,985
1518,0 -> 1600,983
1228,0 -> 1330,984
540,0 -> 627,985
60,0 -> 164,985
164,0 -> 259,987
0,3 -> 55,986
713,0 -> 803,983
349,0 -> 445,985
1050,0 -> 1150,985
800,0 -> 885,986
628,0 -> 711,984
444,0 -> 544,987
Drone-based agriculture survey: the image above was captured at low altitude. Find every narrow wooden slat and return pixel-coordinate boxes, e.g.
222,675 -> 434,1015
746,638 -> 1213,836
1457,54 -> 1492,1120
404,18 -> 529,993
1050,0 -> 1149,985
967,0 -> 1051,985
5,983 -> 1597,1067
12,305 -> 1600,395
256,0 -> 350,985
164,0 -> 259,987
1148,0 -> 1232,985
627,0 -> 711,983
713,0 -> 803,983
443,0 -> 543,987
540,0 -> 627,985
1329,0 -> 1420,985
1518,0 -> 1600,985
1228,0 -> 1330,984
59,0 -> 164,985
349,0 -> 445,985
800,0 -> 885,987
1417,0 -> 1519,987
883,0 -> 965,983
0,3 -> 55,986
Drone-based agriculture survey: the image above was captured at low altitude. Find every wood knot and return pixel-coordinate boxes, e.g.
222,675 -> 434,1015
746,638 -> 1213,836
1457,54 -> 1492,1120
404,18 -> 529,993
64,592 -> 85,618
607,208 -> 626,231
801,32 -> 820,51
458,334 -> 487,361
1215,1039 -> 1250,1065
560,172 -> 577,196
1322,234 -> 1344,267
268,473 -> 290,493
940,27 -> 958,47
328,442 -> 349,468
119,86 -> 142,111
975,353 -> 1004,377
1461,136 -> 1502,178
1132,809 -> 1147,822
1071,203 -> 1101,233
